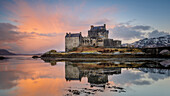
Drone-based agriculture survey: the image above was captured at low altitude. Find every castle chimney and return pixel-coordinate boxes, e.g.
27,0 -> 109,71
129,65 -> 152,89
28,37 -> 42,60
104,24 -> 106,28
91,25 -> 94,29
69,32 -> 71,37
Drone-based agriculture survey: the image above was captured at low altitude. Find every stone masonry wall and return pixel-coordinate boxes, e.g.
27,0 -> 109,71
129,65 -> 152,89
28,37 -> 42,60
65,37 -> 80,52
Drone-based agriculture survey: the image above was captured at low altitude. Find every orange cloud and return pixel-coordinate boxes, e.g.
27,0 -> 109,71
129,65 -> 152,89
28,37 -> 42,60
3,0 -> 117,53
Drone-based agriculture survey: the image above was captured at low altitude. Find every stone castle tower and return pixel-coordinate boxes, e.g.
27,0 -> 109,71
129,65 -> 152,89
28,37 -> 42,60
88,24 -> 108,39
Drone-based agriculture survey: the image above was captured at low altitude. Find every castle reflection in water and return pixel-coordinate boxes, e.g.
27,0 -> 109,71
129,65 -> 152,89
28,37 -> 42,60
42,58 -> 170,87
65,61 -> 121,85
64,61 -> 170,86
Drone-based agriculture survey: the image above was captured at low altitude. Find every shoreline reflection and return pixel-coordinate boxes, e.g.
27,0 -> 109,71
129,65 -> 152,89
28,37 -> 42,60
0,56 -> 169,96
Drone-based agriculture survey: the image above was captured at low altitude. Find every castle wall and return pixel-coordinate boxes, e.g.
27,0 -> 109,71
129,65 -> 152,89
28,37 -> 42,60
97,39 -> 104,46
88,30 -> 109,39
65,37 -> 81,52
88,24 -> 109,40
104,39 -> 114,47
103,39 -> 122,48
88,31 -> 98,38
113,40 -> 121,47
82,37 -> 97,46
98,30 -> 109,39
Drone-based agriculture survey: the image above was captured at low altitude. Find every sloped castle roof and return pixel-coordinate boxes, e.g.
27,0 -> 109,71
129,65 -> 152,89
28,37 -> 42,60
90,24 -> 106,30
65,33 -> 82,37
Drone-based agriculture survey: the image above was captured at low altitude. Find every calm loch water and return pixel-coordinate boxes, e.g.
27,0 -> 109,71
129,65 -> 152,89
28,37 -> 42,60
0,55 -> 170,96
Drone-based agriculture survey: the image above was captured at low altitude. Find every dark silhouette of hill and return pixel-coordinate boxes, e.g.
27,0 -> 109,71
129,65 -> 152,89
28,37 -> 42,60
0,49 -> 15,55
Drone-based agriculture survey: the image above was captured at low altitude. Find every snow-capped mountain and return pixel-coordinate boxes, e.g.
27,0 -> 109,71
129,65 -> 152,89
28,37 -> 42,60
123,35 -> 170,48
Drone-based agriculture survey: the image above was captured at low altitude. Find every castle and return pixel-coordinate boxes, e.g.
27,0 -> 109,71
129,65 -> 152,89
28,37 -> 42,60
65,24 -> 121,52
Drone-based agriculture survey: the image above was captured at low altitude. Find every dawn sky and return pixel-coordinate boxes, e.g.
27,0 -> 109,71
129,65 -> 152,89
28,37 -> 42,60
0,0 -> 170,53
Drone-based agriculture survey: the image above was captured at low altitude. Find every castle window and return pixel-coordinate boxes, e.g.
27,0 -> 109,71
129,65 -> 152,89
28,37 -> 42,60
97,39 -> 103,42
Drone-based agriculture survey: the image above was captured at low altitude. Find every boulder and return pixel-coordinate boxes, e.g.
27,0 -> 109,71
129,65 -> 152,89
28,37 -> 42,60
32,55 -> 39,59
0,56 -> 7,60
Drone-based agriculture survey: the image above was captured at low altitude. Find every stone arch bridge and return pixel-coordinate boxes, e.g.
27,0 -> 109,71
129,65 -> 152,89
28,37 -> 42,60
142,46 -> 170,54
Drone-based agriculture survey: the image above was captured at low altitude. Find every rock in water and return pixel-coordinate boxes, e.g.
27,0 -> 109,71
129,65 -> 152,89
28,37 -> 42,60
32,55 -> 39,59
0,56 -> 7,60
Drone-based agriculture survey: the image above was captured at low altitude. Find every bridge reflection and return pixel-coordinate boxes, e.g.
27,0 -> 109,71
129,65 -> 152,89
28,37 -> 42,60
137,68 -> 170,76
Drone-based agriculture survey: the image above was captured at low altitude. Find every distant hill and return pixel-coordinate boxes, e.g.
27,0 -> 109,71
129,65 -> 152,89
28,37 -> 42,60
0,49 -> 16,55
123,35 -> 170,48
